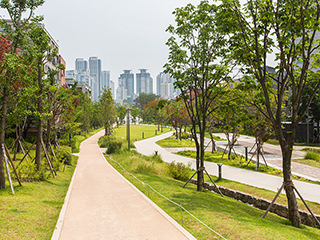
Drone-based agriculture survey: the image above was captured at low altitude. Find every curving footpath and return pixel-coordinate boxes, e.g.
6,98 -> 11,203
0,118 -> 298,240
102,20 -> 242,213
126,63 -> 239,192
134,131 -> 320,204
52,130 -> 195,240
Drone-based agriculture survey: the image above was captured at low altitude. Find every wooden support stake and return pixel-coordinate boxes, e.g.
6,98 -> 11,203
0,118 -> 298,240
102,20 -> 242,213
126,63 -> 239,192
293,186 -> 320,228
18,139 -> 29,163
183,170 -> 198,188
204,169 -> 223,197
41,139 -> 56,178
4,144 -> 22,186
262,183 -> 284,219
17,139 -> 36,167
50,143 -> 57,159
2,144 -> 14,194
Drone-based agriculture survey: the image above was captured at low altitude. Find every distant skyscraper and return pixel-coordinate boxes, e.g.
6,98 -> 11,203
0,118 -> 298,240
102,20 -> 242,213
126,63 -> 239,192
66,70 -> 75,79
116,70 -> 134,104
101,70 -> 110,92
89,57 -> 102,102
136,69 -> 153,95
156,74 -> 161,96
111,80 -> 115,99
75,58 -> 88,73
156,72 -> 180,99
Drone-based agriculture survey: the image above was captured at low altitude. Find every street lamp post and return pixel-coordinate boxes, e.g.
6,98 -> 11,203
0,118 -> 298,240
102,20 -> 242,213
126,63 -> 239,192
127,108 -> 132,150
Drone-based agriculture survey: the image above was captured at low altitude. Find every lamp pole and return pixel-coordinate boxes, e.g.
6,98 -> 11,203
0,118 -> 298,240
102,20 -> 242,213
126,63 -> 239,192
127,107 -> 132,150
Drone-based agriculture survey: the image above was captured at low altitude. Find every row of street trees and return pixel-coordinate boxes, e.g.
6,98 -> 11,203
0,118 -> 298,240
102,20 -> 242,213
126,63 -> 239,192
165,0 -> 320,227
0,1 -> 117,189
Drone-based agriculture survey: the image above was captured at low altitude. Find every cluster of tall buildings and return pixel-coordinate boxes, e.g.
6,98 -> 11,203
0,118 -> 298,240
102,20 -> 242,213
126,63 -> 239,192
116,69 -> 153,104
66,57 -> 114,102
66,61 -> 181,104
115,70 -> 180,105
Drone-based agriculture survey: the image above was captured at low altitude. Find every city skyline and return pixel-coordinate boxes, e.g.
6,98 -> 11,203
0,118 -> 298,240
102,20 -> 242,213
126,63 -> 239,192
22,0 -> 204,91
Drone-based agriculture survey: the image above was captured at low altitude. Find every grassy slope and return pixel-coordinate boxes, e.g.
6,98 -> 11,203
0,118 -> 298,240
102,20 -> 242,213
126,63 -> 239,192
0,156 -> 77,240
107,151 -> 320,240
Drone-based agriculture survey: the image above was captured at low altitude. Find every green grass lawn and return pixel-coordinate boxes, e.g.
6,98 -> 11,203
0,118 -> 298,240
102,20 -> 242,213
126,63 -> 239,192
0,156 -> 77,240
156,135 -> 196,148
106,150 -> 320,240
113,124 -> 172,143
0,128 -> 100,239
292,148 -> 320,169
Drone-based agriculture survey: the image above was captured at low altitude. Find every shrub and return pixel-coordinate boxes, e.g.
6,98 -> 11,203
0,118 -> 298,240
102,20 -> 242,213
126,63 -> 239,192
304,151 -> 320,161
72,135 -> 86,153
55,146 -> 72,165
16,161 -> 50,182
106,140 -> 122,154
99,135 -> 123,154
181,132 -> 191,140
98,135 -> 116,148
167,161 -> 192,181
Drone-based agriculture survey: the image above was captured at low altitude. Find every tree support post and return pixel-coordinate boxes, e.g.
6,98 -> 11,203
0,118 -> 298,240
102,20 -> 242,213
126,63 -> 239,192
262,183 -> 284,219
4,144 -> 22,186
2,144 -> 14,194
183,167 -> 223,197
262,183 -> 320,228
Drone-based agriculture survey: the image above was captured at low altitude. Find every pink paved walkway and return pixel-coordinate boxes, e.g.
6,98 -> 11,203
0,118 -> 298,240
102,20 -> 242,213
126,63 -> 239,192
53,131 -> 194,240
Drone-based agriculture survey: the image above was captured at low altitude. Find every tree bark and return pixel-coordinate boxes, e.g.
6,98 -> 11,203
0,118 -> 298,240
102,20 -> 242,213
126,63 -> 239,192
275,124 -> 301,227
281,144 -> 301,227
35,62 -> 43,171
0,87 -> 9,189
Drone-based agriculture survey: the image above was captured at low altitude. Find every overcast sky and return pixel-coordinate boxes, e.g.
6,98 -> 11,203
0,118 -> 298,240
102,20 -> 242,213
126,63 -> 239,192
7,0 -> 201,90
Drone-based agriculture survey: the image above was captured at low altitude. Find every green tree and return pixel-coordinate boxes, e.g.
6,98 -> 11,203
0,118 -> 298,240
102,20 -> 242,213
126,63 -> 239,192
27,22 -> 59,171
116,105 -> 127,126
224,0 -> 320,226
100,88 -> 116,136
165,0 -> 231,191
0,0 -> 44,189
135,92 -> 158,110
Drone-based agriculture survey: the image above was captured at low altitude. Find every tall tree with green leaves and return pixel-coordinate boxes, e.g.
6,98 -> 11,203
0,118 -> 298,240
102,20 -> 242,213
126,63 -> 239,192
100,88 -> 116,136
223,0 -> 320,226
0,0 -> 44,189
27,22 -> 59,171
165,0 -> 231,191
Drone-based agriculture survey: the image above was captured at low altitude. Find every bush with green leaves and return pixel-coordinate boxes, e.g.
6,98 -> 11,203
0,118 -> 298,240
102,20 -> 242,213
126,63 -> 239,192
16,161 -> 50,182
106,140 -> 122,154
55,146 -> 72,165
99,135 -> 123,154
180,132 -> 191,140
167,161 -> 192,181
304,151 -> 320,161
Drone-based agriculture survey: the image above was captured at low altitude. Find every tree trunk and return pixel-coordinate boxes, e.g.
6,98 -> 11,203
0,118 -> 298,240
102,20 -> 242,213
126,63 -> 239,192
275,123 -> 301,227
35,63 -> 43,171
46,119 -> 51,152
282,144 -> 301,227
0,87 -> 8,189
197,126 -> 206,192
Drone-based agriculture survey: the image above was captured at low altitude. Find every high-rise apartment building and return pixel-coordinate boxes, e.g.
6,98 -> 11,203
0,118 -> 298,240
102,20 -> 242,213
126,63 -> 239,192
156,72 -> 180,100
89,57 -> 102,102
136,69 -> 153,95
101,70 -> 110,92
116,70 -> 134,104
75,58 -> 88,73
